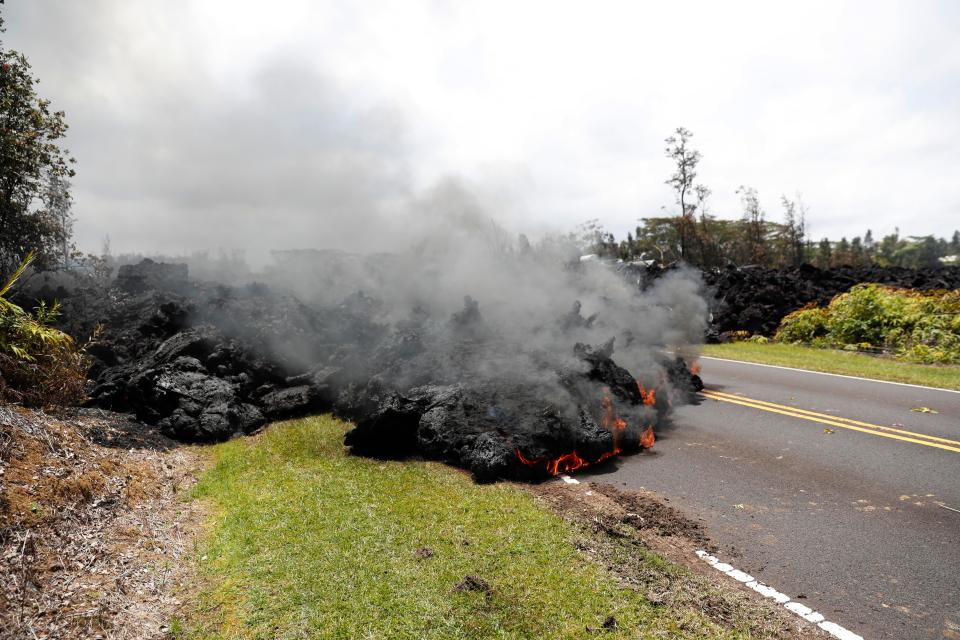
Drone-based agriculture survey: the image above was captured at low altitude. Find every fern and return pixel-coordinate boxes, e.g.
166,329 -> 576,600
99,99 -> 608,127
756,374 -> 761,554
0,252 -> 90,406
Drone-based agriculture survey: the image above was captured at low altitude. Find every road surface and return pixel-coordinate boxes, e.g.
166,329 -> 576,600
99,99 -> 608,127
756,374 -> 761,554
582,356 -> 960,640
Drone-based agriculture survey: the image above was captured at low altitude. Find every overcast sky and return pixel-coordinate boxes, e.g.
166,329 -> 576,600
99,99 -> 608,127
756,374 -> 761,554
5,1 -> 960,258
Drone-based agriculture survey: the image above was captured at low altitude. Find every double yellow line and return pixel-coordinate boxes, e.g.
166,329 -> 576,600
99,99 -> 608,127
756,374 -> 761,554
701,389 -> 960,454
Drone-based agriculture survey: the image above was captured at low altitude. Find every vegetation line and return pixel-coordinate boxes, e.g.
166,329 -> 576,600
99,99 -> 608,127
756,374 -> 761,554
700,342 -> 960,391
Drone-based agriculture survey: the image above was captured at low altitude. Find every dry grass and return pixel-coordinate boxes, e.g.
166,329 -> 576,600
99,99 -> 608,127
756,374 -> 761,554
0,405 -> 208,640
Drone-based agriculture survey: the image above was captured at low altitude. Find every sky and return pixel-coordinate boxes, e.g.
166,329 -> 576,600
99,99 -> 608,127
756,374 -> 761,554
4,1 -> 960,259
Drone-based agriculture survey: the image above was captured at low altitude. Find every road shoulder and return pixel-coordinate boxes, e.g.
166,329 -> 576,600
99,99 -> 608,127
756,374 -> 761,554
528,480 -> 828,640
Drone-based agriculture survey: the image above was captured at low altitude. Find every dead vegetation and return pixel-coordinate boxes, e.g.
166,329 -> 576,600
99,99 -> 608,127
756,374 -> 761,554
0,405 -> 206,640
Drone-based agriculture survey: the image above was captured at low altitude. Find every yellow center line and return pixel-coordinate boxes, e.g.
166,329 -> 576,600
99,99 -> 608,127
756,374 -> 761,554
700,390 -> 960,454
703,389 -> 960,447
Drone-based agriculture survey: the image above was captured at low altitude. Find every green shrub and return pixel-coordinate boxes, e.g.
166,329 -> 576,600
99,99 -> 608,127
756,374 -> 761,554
773,284 -> 960,365
774,304 -> 829,343
825,284 -> 906,346
0,253 -> 91,407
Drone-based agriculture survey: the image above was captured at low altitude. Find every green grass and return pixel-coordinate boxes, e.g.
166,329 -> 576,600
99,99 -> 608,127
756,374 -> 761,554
177,416 -> 750,639
701,342 -> 960,391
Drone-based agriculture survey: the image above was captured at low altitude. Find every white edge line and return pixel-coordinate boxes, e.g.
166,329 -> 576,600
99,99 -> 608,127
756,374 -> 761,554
699,355 -> 960,395
694,549 -> 863,640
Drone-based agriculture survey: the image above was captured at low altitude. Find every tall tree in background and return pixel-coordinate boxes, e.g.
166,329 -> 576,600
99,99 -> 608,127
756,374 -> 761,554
816,238 -> 832,268
0,16 -> 76,277
664,127 -> 704,261
878,229 -> 902,266
863,229 -> 875,263
779,195 -> 807,266
737,186 -> 766,264
850,236 -> 864,266
835,237 -> 850,265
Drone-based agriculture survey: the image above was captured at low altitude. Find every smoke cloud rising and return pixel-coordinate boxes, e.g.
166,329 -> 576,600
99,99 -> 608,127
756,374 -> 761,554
10,2 -> 711,472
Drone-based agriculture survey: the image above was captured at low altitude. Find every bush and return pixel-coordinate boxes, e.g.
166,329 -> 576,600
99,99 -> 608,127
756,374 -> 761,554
0,253 -> 90,406
825,284 -> 906,346
774,284 -> 960,365
774,304 -> 829,343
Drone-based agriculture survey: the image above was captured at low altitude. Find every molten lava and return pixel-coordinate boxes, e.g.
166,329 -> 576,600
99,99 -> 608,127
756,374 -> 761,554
515,384 -> 654,476
545,451 -> 588,475
636,382 -> 656,406
600,387 -> 628,436
639,425 -> 655,449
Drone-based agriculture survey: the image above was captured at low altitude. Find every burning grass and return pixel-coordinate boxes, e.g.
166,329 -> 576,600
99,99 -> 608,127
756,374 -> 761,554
177,415 -> 792,639
701,342 -> 960,391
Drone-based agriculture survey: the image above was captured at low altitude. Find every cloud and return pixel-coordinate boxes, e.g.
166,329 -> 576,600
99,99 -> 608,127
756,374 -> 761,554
4,0 -> 959,256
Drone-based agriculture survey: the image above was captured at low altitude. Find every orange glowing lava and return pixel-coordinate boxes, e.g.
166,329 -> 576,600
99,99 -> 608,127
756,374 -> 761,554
639,425 -> 655,448
515,448 -> 540,467
515,386 -> 656,476
636,382 -> 656,406
546,451 -> 588,475
601,387 -> 628,434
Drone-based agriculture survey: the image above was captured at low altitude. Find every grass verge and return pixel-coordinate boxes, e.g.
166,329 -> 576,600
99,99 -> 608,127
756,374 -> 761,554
175,416 -> 765,639
701,342 -> 960,391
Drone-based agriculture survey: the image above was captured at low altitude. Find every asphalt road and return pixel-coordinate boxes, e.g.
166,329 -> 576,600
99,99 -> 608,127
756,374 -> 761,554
582,357 -> 960,640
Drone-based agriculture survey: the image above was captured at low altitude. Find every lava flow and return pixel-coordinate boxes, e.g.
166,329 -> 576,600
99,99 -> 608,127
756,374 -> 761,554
515,384 -> 653,476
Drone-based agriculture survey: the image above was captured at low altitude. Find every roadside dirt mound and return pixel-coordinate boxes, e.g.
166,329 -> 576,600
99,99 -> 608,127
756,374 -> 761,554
0,406 -> 205,640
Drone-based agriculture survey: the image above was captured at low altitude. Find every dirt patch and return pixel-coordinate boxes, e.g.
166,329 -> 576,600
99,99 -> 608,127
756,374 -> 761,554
591,482 -> 710,546
451,575 -> 491,594
0,406 -> 207,640
529,480 -> 827,639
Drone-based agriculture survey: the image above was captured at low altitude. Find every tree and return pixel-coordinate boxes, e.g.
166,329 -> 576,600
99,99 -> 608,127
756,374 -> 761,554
0,16 -> 76,277
951,230 -> 960,254
912,235 -> 941,268
835,237 -> 850,265
878,229 -> 902,266
780,195 -> 807,267
850,236 -> 864,266
43,172 -> 73,268
664,127 -> 705,262
863,229 -> 876,263
690,183 -> 722,267
816,237 -> 832,268
737,186 -> 766,264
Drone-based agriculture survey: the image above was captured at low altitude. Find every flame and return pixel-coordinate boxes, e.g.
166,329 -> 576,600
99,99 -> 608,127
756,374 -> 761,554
595,447 -> 623,464
639,425 -> 655,449
515,447 -> 625,476
515,386 -> 654,476
689,360 -> 701,376
601,387 -> 628,434
636,381 -> 656,406
515,448 -> 540,467
546,451 -> 588,475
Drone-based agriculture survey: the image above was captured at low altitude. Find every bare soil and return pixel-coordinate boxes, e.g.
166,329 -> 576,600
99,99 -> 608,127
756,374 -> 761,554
0,406 -> 207,640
